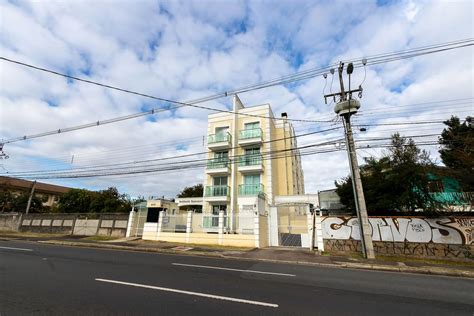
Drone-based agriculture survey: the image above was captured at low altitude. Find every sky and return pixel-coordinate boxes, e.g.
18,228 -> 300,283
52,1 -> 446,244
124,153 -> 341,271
0,0 -> 473,199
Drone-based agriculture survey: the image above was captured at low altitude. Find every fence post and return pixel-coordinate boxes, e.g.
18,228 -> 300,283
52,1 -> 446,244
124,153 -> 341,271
254,212 -> 260,248
185,211 -> 193,243
157,211 -> 164,240
125,210 -> 136,238
315,210 -> 325,252
218,211 -> 224,245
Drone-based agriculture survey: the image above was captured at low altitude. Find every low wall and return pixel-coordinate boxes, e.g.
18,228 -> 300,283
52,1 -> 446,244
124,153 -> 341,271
0,213 -> 22,231
17,213 -> 129,237
322,216 -> 474,259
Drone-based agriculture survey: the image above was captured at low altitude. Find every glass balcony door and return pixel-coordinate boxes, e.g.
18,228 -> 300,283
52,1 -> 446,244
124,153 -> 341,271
215,126 -> 229,142
243,147 -> 260,166
243,174 -> 261,194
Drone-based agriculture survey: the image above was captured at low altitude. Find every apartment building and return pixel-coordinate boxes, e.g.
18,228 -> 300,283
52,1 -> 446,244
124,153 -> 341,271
203,95 -> 304,231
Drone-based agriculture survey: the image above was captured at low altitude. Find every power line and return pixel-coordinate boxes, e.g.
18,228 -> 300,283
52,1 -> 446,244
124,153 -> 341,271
6,133 -> 442,179
1,38 -> 472,145
4,127 -> 342,175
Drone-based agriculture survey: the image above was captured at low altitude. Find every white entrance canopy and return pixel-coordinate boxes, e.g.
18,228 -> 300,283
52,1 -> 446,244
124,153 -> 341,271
273,194 -> 319,207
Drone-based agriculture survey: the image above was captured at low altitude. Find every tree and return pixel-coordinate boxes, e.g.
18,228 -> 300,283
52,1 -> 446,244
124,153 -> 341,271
336,133 -> 437,214
439,116 -> 473,191
177,184 -> 203,198
58,187 -> 131,213
0,190 -> 45,213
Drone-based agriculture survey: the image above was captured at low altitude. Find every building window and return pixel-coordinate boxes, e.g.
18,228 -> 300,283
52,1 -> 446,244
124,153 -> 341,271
213,176 -> 228,186
244,122 -> 260,130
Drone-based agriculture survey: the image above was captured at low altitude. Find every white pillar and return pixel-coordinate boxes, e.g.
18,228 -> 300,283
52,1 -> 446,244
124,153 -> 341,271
254,212 -> 260,248
315,210 -> 325,251
306,205 -> 314,250
218,211 -> 224,245
268,206 -> 279,246
125,209 -> 136,238
185,211 -> 193,243
157,211 -> 164,239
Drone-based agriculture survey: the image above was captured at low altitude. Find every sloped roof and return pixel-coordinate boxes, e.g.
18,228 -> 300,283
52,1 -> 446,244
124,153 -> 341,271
0,176 -> 71,195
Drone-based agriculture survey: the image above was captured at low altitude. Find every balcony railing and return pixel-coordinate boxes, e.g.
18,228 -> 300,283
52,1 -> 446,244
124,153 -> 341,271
429,192 -> 474,204
239,154 -> 262,167
238,183 -> 264,196
208,132 -> 231,144
239,128 -> 262,140
207,159 -> 229,169
204,185 -> 230,197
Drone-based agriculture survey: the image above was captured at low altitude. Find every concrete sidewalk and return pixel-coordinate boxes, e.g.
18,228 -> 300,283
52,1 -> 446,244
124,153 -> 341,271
1,232 -> 473,278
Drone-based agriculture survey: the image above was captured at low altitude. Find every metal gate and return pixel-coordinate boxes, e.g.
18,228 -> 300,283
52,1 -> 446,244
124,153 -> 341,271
132,202 -> 148,237
73,219 -> 99,236
277,205 -> 309,247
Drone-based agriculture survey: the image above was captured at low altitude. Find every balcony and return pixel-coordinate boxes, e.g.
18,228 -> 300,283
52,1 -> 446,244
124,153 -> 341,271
204,185 -> 230,202
238,154 -> 263,173
238,128 -> 262,146
208,132 -> 231,150
206,159 -> 230,175
238,183 -> 264,196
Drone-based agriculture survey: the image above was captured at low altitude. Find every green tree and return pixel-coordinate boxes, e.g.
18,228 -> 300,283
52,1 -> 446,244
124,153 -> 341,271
58,187 -> 131,213
439,116 -> 473,191
336,133 -> 437,214
177,184 -> 203,198
0,190 -> 45,213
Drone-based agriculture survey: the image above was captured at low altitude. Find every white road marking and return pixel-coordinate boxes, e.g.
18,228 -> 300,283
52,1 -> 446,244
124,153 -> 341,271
95,278 -> 278,308
0,246 -> 33,252
172,263 -> 296,277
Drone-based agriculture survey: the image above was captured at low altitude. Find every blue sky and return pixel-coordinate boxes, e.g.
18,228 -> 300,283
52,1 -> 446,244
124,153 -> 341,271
0,0 -> 473,197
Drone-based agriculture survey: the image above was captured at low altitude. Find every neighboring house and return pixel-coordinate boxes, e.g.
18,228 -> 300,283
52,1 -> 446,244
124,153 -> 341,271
318,189 -> 346,214
0,176 -> 71,208
427,173 -> 473,211
202,95 -> 304,229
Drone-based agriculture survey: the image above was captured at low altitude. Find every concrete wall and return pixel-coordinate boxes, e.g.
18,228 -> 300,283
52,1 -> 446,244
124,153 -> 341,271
13,213 -> 129,237
322,216 -> 474,259
0,213 -> 22,231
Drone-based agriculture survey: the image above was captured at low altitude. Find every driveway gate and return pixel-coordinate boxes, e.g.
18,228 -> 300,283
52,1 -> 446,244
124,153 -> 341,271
277,205 -> 309,247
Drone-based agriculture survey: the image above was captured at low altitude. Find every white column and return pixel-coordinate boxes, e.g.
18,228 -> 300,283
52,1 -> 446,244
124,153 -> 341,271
254,212 -> 260,248
315,210 -> 325,252
268,206 -> 279,246
157,211 -> 164,239
218,211 -> 224,245
185,211 -> 193,243
125,209 -> 136,238
306,205 -> 314,250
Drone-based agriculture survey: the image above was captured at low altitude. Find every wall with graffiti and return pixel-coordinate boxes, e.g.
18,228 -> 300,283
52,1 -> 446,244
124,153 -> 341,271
322,216 -> 473,259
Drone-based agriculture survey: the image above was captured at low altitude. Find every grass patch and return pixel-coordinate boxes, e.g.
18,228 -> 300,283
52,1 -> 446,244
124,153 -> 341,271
375,255 -> 474,267
0,231 -> 69,238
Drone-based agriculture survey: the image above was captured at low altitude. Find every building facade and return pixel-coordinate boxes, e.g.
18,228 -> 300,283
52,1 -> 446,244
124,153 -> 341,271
0,176 -> 71,209
202,95 -> 305,231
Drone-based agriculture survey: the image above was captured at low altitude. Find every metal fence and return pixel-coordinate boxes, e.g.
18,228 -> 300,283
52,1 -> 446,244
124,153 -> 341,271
161,214 -> 188,233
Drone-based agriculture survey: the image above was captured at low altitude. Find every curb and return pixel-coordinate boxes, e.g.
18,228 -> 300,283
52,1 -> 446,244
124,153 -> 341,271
36,240 -> 474,278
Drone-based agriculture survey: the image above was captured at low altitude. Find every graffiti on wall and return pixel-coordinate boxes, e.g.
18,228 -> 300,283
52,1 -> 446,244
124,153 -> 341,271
322,217 -> 473,245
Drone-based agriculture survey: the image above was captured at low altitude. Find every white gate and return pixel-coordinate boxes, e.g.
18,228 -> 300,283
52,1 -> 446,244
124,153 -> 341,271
73,219 -> 99,236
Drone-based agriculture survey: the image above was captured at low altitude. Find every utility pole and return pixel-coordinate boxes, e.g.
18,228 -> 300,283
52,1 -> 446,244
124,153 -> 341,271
25,180 -> 37,214
324,62 -> 375,259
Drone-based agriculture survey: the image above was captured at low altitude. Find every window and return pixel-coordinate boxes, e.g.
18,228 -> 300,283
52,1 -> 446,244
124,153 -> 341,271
215,126 -> 229,135
214,151 -> 228,161
213,176 -> 228,186
244,174 -> 260,185
244,122 -> 260,130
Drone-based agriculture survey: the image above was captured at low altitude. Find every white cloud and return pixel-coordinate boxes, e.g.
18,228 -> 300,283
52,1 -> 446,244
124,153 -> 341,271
0,0 -> 472,198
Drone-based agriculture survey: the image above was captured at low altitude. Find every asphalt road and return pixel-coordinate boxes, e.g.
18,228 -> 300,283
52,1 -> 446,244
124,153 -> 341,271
0,240 -> 473,316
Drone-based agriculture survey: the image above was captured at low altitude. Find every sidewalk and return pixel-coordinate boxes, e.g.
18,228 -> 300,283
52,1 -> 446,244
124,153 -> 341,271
1,232 -> 473,278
